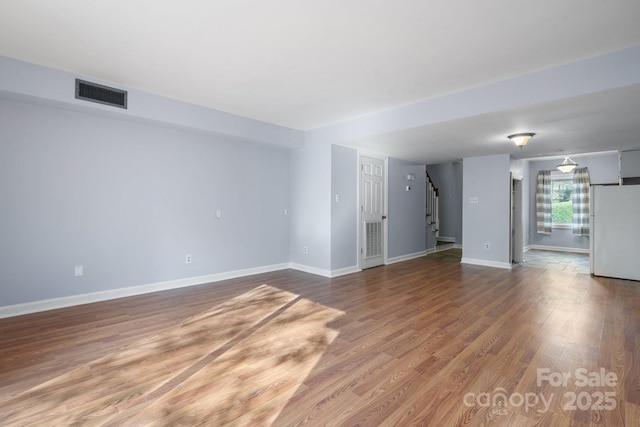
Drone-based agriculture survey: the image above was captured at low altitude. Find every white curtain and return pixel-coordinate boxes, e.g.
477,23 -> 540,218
572,167 -> 590,236
536,171 -> 552,234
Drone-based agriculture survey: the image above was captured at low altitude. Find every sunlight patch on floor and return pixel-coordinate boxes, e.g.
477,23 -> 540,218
1,285 -> 344,426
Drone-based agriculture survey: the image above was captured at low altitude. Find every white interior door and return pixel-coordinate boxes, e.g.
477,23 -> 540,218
360,156 -> 385,269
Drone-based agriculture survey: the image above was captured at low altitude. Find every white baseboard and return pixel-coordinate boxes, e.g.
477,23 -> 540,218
6,248 -> 480,318
329,265 -> 361,278
426,247 -> 437,254
288,262 -> 362,278
0,263 -> 290,319
386,251 -> 427,265
288,262 -> 333,278
461,257 -> 513,270
528,245 -> 590,254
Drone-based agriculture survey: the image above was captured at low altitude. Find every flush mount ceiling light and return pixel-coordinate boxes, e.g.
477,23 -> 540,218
557,156 -> 578,173
507,132 -> 535,148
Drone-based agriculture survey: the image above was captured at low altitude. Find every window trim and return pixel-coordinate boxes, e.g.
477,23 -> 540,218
552,223 -> 572,230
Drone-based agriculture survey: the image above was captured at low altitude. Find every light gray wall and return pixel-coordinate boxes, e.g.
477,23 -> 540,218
426,162 -> 463,245
0,56 -> 304,149
289,140 -> 332,271
287,47 -> 640,273
462,154 -> 511,265
0,98 -> 290,306
331,145 -> 358,270
527,152 -> 619,250
388,158 -> 426,259
621,149 -> 640,178
3,47 -> 639,306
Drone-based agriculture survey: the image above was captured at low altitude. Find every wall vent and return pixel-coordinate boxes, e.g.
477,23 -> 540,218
75,79 -> 127,109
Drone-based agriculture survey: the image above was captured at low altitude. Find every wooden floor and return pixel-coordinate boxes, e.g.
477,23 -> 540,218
2,252 -> 640,426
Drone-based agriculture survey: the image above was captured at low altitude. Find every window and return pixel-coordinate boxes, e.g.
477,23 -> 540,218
550,174 -> 572,228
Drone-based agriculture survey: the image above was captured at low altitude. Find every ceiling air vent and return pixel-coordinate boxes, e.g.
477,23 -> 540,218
75,79 -> 127,109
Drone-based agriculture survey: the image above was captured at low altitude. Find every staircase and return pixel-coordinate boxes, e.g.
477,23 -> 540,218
426,171 -> 439,238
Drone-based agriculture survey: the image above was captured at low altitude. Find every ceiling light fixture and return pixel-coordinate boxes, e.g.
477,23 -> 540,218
507,132 -> 535,148
557,157 -> 578,173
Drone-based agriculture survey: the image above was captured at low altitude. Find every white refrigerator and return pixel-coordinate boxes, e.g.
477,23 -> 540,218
590,185 -> 640,281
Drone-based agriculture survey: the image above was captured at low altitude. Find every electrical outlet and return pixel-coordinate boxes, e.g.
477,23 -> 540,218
185,254 -> 192,264
484,243 -> 490,250
303,246 -> 308,254
74,265 -> 83,277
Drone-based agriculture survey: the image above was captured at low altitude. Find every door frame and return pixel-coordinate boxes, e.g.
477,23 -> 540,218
357,152 -> 389,270
510,176 -> 524,263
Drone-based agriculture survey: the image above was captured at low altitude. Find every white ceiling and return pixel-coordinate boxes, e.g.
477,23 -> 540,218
1,0 -> 640,163
347,84 -> 640,164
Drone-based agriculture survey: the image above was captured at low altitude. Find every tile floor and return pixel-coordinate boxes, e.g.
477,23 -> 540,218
427,247 -> 590,275
519,249 -> 590,274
